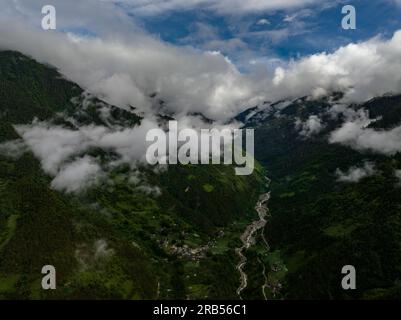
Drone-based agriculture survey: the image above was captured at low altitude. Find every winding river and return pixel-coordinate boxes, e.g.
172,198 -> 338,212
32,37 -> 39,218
236,186 -> 271,299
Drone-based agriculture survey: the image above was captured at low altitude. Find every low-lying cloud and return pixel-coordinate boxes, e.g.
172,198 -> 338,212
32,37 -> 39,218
15,119 -> 159,174
51,156 -> 103,193
13,119 -> 161,193
336,162 -> 377,183
295,115 -> 325,137
329,111 -> 401,155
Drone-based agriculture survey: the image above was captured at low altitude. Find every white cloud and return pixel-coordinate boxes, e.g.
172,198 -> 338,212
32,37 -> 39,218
88,73 -> 149,109
336,162 -> 376,183
16,118 -> 171,195
0,0 -> 139,36
2,0 -> 401,193
0,21 -> 268,121
284,14 -> 298,23
329,111 -> 401,155
327,104 -> 360,120
283,9 -> 313,23
13,118 -> 164,193
295,115 -> 325,137
15,119 -> 160,176
272,31 -> 401,103
51,156 -> 103,193
257,19 -> 270,26
15,123 -> 91,175
2,3 -> 401,123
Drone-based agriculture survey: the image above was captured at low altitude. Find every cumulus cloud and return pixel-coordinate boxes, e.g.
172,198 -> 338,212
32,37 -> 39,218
295,115 -> 325,137
336,162 -> 376,183
0,22 -> 268,121
272,31 -> 401,103
329,111 -> 401,155
51,156 -> 103,193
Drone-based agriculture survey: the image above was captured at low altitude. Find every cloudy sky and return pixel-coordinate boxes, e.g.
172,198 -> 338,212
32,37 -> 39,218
2,0 -> 401,122
1,0 -> 401,121
131,0 -> 401,65
2,0 -> 401,192
4,1 -> 401,65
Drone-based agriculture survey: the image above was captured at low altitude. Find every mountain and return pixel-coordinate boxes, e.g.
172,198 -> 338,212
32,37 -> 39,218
2,50 -> 401,300
247,94 -> 401,299
0,51 -> 265,299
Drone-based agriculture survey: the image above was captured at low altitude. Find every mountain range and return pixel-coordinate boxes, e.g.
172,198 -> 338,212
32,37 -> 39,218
1,50 -> 401,299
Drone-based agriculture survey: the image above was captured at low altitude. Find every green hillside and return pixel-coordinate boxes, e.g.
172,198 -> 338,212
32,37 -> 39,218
251,95 -> 401,299
0,51 -> 265,299
3,49 -> 401,300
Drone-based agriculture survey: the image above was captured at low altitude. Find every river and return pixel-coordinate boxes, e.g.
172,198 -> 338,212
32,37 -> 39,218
236,182 -> 271,299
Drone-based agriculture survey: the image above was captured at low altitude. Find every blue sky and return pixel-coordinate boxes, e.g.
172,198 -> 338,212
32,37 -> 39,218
3,0 -> 400,72
129,0 -> 401,69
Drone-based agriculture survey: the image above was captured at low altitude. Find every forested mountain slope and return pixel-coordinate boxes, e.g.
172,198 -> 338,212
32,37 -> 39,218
249,94 -> 401,299
2,50 -> 401,300
0,51 -> 265,299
